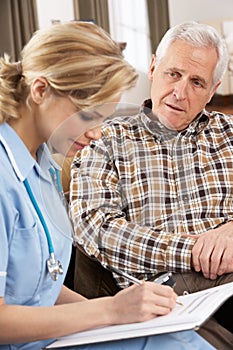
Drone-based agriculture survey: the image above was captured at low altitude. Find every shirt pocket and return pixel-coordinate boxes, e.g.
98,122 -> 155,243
6,221 -> 44,305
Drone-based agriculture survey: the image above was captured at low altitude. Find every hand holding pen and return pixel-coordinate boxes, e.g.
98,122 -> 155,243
106,269 -> 178,326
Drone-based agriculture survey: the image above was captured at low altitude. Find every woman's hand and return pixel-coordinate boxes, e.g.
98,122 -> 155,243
110,281 -> 177,325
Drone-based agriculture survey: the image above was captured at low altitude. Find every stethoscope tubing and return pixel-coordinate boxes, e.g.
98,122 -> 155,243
23,178 -> 55,255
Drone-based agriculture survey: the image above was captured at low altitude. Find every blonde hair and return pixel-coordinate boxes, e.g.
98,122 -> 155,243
0,21 -> 138,123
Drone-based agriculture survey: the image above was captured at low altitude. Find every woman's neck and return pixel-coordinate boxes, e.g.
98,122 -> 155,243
8,115 -> 41,160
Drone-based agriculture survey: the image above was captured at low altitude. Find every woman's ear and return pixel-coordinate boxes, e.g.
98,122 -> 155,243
30,77 -> 49,104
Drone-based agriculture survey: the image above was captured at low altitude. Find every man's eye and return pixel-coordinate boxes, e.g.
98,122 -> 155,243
167,71 -> 179,79
193,80 -> 203,88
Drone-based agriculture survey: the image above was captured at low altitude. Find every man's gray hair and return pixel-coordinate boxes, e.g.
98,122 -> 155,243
155,21 -> 228,86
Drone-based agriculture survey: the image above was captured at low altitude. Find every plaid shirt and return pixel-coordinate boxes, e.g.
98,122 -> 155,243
70,100 -> 233,288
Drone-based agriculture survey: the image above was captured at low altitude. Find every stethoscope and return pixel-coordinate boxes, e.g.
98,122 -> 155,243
23,171 -> 64,281
0,134 -> 64,281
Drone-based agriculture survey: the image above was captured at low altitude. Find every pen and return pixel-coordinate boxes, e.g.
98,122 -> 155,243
107,265 -> 143,285
107,265 -> 183,306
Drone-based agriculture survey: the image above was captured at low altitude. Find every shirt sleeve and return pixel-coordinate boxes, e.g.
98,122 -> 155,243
69,140 -> 196,288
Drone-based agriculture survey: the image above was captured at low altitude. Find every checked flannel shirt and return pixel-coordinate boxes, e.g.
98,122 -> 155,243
70,100 -> 233,288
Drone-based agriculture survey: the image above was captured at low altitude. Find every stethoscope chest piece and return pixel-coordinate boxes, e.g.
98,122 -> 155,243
47,254 -> 63,281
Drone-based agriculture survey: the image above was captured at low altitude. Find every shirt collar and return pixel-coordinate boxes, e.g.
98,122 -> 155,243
0,122 -> 60,181
140,99 -> 210,139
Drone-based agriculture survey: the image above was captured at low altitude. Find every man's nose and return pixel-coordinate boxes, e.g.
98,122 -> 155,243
172,80 -> 188,100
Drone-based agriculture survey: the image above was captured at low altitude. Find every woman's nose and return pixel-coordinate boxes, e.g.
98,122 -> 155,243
85,126 -> 102,140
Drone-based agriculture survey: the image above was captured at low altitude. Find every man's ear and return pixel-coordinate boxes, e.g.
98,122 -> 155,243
30,77 -> 49,104
148,54 -> 156,81
207,81 -> 221,104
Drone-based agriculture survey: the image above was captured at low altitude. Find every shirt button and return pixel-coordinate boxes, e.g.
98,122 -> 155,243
89,247 -> 95,255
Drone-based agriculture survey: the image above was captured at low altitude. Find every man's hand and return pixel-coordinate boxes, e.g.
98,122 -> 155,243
184,222 -> 233,279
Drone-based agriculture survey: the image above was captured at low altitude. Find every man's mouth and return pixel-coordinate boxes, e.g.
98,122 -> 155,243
166,103 -> 184,112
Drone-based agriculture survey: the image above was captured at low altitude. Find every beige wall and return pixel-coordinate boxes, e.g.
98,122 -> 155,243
169,0 -> 233,26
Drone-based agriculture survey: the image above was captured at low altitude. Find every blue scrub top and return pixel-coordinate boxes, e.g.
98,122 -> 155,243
0,122 -> 73,350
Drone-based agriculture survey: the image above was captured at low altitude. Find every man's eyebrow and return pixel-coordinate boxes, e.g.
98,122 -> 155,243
167,66 -> 184,73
